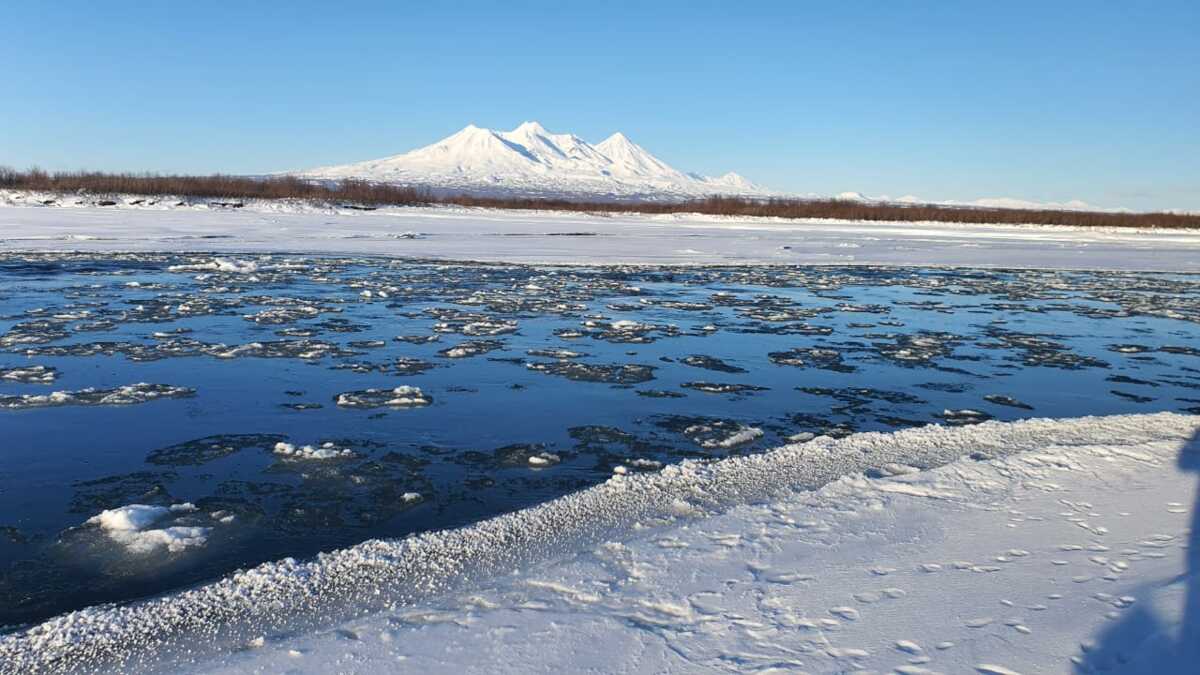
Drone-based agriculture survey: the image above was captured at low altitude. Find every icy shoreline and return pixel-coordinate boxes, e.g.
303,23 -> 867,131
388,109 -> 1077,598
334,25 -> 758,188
4,194 -> 1200,270
211,411 -> 1200,675
1,412 -> 1196,673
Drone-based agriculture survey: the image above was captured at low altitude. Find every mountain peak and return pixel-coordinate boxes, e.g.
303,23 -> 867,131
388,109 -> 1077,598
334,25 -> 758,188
512,120 -> 548,135
297,123 -> 768,199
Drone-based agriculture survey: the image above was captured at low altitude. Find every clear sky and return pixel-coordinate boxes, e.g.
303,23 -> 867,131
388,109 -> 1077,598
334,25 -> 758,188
2,1 -> 1197,210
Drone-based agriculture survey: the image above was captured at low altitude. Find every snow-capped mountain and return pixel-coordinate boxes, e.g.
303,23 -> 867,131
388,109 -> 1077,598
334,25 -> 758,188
839,191 -> 1108,212
294,122 -> 768,200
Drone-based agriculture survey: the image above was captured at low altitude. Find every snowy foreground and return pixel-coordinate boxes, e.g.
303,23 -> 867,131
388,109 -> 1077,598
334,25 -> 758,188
3,195 -> 1200,270
205,413 -> 1200,675
2,413 -> 1199,674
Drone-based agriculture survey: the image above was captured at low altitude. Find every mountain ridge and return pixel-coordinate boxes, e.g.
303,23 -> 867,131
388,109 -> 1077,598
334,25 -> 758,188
294,122 -> 767,200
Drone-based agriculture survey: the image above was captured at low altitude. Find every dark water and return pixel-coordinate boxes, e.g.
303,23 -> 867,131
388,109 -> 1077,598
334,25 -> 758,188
1,252 -> 1198,630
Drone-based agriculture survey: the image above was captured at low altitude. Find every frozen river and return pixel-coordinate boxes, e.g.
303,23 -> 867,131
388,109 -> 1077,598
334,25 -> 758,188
2,252 -> 1198,631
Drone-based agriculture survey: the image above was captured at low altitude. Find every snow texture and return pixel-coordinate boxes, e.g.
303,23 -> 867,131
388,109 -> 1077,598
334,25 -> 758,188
1,412 -> 1197,674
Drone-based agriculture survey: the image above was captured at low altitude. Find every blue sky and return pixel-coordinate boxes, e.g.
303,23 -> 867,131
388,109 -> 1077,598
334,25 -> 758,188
2,1 -> 1197,210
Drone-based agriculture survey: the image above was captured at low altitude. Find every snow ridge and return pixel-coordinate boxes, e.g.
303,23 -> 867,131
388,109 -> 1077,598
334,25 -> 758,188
2,412 -> 1195,672
294,121 -> 767,199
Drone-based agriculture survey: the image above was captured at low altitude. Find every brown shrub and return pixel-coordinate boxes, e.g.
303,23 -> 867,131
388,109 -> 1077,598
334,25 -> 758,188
2,168 -> 1196,229
0,169 -> 429,206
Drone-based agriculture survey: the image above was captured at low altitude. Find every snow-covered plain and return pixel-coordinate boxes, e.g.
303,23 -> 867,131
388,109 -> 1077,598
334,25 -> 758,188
1,413 -> 1197,674
3,194 -> 1200,271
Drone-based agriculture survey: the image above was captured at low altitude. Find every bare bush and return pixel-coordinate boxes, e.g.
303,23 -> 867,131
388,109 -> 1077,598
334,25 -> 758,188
1,170 -> 429,206
3,169 -> 1196,229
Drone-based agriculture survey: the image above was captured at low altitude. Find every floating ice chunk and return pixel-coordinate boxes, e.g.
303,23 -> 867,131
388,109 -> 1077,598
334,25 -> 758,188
610,320 -> 647,331
0,383 -> 195,409
210,510 -> 237,524
434,319 -> 518,336
528,452 -> 561,467
439,340 -> 504,359
212,342 -> 265,359
0,364 -> 58,384
88,504 -> 173,532
939,409 -> 994,426
526,348 -> 585,359
681,381 -> 768,394
386,386 -> 431,406
395,334 -> 440,344
214,258 -> 258,273
86,503 -> 210,554
526,360 -> 656,384
273,441 -> 356,460
335,385 -> 432,408
168,258 -> 258,274
684,423 -> 764,449
680,355 -> 746,373
983,394 -> 1034,410
117,527 -> 211,554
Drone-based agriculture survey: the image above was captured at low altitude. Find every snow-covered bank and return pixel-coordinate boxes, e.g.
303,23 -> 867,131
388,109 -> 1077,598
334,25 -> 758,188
1,413 -> 1196,673
3,194 -> 1200,270
206,412 -> 1200,675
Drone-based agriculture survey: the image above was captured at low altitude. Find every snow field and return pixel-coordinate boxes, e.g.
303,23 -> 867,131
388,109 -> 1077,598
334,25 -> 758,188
4,196 -> 1200,270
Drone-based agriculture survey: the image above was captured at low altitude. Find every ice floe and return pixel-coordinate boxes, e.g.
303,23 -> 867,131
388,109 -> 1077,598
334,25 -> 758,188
0,364 -> 58,383
85,503 -> 211,554
273,442 -> 357,461
167,258 -> 259,274
0,383 -> 194,409
335,386 -> 432,408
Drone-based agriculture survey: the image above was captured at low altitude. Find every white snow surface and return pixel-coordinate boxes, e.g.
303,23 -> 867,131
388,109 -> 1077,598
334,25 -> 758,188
291,122 -> 767,199
2,412 -> 1198,674
3,194 -> 1200,271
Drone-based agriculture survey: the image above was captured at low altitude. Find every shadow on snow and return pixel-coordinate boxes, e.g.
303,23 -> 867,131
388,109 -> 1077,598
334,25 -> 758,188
1074,428 -> 1200,673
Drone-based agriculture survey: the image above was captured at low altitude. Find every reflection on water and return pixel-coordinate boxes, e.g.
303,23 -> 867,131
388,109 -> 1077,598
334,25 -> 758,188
1,253 -> 1198,629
